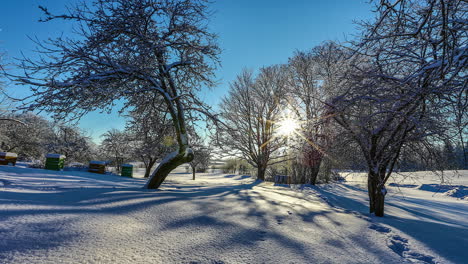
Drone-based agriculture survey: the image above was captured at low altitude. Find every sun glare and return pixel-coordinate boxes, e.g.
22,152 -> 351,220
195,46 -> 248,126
277,118 -> 299,136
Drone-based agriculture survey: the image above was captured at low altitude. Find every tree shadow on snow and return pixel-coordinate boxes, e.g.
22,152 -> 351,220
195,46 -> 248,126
0,167 -> 436,262
0,178 -> 267,259
311,183 -> 468,264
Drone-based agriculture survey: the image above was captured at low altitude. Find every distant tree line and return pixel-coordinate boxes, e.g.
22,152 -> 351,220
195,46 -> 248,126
0,112 -> 97,164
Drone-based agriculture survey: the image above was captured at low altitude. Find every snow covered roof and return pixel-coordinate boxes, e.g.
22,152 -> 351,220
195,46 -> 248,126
0,152 -> 18,157
46,154 -> 66,159
89,160 -> 106,165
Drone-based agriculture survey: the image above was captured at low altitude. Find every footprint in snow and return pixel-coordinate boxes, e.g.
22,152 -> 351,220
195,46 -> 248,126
368,223 -> 436,263
369,223 -> 391,233
406,252 -> 437,264
189,261 -> 224,264
388,235 -> 436,263
388,235 -> 409,254
276,216 -> 284,225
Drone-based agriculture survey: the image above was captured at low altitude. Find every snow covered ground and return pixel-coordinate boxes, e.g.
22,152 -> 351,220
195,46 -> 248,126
0,165 -> 466,263
304,171 -> 468,264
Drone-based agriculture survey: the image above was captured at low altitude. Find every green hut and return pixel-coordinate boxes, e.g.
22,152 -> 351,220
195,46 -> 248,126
45,154 -> 66,170
121,164 -> 133,177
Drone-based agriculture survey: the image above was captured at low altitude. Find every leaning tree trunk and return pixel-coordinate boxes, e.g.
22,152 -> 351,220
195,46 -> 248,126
142,51 -> 196,189
145,146 -> 194,189
368,171 -> 386,217
143,80 -> 194,189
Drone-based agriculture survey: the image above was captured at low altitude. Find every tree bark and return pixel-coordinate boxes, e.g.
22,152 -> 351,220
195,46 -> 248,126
192,165 -> 196,180
310,165 -> 321,185
299,170 -> 307,184
368,175 -> 375,214
257,166 -> 266,181
374,190 -> 385,217
145,148 -> 194,189
144,159 -> 157,178
368,171 -> 386,217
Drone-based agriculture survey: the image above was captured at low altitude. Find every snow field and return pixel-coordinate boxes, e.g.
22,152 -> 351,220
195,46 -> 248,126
0,166 -> 466,263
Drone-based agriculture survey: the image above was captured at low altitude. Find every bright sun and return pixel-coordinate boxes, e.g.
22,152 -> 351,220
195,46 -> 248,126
277,118 -> 299,136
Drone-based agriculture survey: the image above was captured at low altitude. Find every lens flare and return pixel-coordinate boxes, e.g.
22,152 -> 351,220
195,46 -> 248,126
277,118 -> 299,136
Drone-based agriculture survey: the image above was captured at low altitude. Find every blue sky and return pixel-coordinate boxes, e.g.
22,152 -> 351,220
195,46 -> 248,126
0,0 -> 374,143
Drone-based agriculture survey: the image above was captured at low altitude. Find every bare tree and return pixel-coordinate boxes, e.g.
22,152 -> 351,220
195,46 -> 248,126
286,45 -> 342,184
100,129 -> 132,173
218,66 -> 289,180
189,133 -> 211,180
47,124 -> 96,164
126,97 -> 175,178
11,0 -> 220,189
330,0 -> 467,216
0,113 -> 54,159
0,53 -> 27,126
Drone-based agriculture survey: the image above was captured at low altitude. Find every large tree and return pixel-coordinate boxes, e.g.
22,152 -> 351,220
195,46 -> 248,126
12,0 -> 220,189
330,0 -> 467,216
218,67 -> 289,180
286,44 -> 342,184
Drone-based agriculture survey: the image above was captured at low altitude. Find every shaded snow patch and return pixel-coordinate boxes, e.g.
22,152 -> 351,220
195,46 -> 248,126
388,182 -> 468,199
388,183 -> 419,188
418,184 -> 467,199
369,223 -> 391,233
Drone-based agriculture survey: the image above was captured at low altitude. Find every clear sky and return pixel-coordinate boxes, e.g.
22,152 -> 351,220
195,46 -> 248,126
0,0 -> 374,143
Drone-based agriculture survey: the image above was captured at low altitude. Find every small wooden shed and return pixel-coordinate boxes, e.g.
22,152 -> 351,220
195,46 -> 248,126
88,160 -> 106,174
0,152 -> 18,166
45,154 -> 66,171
